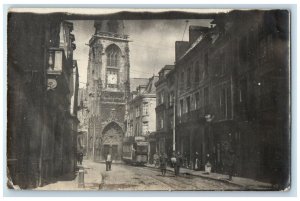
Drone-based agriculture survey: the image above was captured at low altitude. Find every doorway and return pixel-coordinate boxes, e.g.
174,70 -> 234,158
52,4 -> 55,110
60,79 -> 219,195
103,144 -> 110,159
112,145 -> 118,160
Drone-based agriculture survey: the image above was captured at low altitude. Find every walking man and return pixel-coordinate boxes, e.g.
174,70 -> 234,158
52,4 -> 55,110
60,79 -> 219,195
227,150 -> 235,180
159,152 -> 168,176
77,151 -> 83,165
175,152 -> 182,176
106,152 -> 112,171
153,152 -> 159,168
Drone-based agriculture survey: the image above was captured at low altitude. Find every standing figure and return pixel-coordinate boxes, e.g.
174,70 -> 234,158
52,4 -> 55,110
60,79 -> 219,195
194,152 -> 201,171
159,152 -> 168,176
205,153 -> 212,174
227,150 -> 235,180
175,152 -> 182,176
153,152 -> 159,168
77,152 -> 83,165
171,152 -> 177,168
106,153 -> 112,171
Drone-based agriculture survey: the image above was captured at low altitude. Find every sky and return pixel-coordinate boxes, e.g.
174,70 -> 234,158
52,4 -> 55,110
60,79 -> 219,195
71,19 -> 212,88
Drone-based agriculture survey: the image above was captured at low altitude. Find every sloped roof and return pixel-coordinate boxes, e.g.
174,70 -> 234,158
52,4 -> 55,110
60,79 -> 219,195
162,65 -> 175,71
130,78 -> 149,92
158,64 -> 175,74
144,76 -> 159,94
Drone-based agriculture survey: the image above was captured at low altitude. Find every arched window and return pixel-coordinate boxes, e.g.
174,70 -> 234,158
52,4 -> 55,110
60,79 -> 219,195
106,44 -> 121,89
106,45 -> 121,67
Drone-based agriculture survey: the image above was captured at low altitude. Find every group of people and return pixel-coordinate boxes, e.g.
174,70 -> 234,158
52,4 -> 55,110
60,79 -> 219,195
156,151 -> 202,176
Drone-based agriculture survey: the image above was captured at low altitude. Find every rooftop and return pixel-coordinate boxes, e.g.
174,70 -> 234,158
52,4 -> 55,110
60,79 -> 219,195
130,78 -> 149,93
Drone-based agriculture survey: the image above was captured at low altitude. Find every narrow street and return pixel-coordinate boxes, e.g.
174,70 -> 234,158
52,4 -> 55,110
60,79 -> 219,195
99,162 -> 240,191
7,11 -> 290,192
36,159 -> 271,191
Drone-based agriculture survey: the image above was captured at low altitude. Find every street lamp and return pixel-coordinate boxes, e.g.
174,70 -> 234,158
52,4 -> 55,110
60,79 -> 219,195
204,114 -> 214,152
204,114 -> 214,174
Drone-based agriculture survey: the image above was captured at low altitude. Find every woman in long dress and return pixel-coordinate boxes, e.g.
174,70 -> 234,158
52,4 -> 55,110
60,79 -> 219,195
194,152 -> 201,171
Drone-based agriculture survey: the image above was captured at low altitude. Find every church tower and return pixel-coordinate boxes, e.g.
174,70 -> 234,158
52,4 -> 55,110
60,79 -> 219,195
87,20 -> 130,161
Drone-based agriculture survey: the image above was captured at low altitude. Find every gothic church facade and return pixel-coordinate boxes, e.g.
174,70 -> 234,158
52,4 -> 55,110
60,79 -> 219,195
86,20 -> 130,161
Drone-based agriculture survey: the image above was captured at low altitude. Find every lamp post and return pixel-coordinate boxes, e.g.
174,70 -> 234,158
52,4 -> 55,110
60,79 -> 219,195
204,114 -> 214,174
205,114 -> 214,152
92,115 -> 96,161
172,96 -> 176,152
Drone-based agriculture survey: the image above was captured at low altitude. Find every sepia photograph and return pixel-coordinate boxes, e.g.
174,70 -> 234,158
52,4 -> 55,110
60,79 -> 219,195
6,8 -> 290,191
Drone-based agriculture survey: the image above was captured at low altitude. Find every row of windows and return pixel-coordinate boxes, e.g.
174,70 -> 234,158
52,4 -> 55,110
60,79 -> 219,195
178,84 -> 232,120
178,32 -> 271,94
179,53 -> 209,91
157,90 -> 175,108
157,110 -> 175,131
127,121 -> 149,136
128,103 -> 149,119
178,87 -> 209,117
91,44 -> 121,67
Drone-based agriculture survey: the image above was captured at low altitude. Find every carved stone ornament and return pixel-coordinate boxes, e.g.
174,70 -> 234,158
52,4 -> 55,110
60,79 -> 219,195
47,78 -> 57,90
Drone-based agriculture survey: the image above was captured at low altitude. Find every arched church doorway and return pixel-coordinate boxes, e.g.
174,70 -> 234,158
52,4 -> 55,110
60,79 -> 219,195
101,122 -> 123,161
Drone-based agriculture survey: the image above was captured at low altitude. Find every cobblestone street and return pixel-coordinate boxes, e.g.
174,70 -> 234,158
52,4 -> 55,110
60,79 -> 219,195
100,163 -> 240,191
35,159 -> 274,191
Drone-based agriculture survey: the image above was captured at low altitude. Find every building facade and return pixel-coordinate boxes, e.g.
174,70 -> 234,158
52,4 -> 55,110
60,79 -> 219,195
7,13 -> 79,188
154,65 -> 175,160
86,20 -> 131,161
124,76 -> 158,162
77,88 -> 89,155
175,25 -> 212,170
171,10 -> 289,185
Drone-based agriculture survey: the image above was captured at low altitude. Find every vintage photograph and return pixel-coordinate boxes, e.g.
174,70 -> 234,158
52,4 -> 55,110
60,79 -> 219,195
7,8 -> 290,191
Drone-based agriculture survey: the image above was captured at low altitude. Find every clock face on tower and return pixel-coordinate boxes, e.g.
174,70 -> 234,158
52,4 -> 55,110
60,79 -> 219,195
107,70 -> 118,88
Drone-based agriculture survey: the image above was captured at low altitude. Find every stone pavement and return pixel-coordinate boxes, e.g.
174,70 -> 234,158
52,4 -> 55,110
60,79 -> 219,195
145,164 -> 273,190
35,160 -> 273,191
35,159 -> 103,191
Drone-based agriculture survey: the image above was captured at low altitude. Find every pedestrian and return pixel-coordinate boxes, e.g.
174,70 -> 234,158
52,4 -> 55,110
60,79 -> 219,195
175,152 -> 182,176
227,150 -> 235,180
79,152 -> 83,165
171,152 -> 177,168
77,152 -> 83,165
153,152 -> 159,168
194,152 -> 201,171
159,152 -> 168,176
106,152 -> 112,171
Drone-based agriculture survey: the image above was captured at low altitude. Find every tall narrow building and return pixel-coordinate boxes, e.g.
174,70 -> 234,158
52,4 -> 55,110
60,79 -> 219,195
86,20 -> 130,161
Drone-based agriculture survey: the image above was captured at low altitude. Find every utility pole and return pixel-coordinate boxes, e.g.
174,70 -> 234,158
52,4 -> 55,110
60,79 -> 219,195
92,115 -> 95,161
173,96 -> 176,152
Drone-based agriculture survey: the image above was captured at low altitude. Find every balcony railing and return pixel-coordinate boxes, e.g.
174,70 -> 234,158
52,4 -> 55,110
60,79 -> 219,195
177,107 -> 209,124
100,96 -> 125,103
